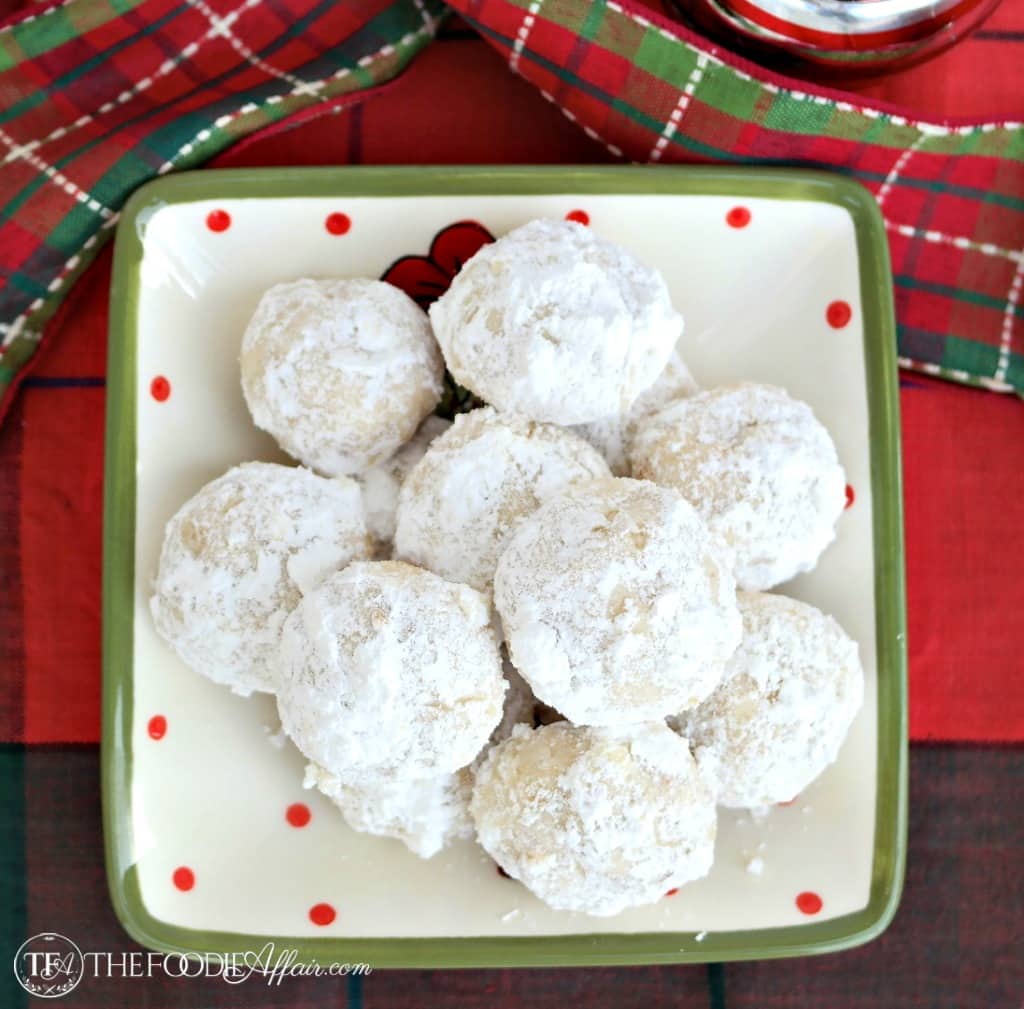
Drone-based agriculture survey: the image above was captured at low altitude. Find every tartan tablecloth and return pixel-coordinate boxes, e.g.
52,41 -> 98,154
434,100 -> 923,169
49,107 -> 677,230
0,1 -> 1022,1007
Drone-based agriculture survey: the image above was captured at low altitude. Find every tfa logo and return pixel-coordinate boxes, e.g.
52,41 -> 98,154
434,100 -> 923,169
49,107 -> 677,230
13,933 -> 84,999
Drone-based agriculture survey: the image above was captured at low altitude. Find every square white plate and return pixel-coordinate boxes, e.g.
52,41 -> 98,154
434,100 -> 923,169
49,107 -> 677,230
103,165 -> 906,966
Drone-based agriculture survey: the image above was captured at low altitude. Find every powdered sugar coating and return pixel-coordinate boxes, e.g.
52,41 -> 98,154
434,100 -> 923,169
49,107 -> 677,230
494,477 -> 741,726
631,382 -> 846,591
395,408 -> 611,594
573,347 -> 699,476
471,721 -> 717,916
307,763 -> 474,860
673,592 -> 864,808
277,561 -> 505,779
240,278 -> 444,476
429,219 -> 683,424
150,462 -> 371,696
307,661 -> 536,858
354,415 -> 451,554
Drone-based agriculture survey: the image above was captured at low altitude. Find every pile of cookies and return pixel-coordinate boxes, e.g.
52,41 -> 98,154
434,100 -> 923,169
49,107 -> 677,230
151,218 -> 864,917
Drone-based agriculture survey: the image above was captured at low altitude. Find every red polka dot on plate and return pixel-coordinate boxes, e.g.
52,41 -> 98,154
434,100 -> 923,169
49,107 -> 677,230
565,209 -> 590,226
286,803 -> 311,828
309,903 -> 336,926
173,866 -> 195,892
150,376 -> 170,402
664,887 -> 679,897
147,715 -> 167,740
726,206 -> 751,229
796,891 -> 822,915
845,484 -> 855,510
325,212 -> 351,236
826,300 -> 852,329
205,209 -> 231,233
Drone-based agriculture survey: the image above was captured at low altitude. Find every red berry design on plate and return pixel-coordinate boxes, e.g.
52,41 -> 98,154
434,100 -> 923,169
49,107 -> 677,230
845,484 -> 855,509
726,206 -> 751,228
150,376 -> 170,402
147,715 -> 167,740
309,903 -> 336,926
173,866 -> 195,891
796,891 -> 822,915
325,212 -> 351,236
205,209 -> 231,233
664,887 -> 679,897
381,221 -> 495,310
826,300 -> 852,329
565,209 -> 590,226
286,803 -> 311,828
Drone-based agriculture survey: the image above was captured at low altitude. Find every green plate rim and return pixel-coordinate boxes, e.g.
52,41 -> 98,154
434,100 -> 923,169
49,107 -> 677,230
103,164 -> 907,968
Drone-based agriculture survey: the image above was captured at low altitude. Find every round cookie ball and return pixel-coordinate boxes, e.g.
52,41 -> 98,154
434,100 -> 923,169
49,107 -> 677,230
494,477 -> 741,726
308,660 -> 536,858
631,382 -> 846,591
277,560 -> 505,779
395,408 -> 611,593
240,278 -> 444,476
354,415 -> 451,555
471,721 -> 717,916
150,462 -> 371,696
573,347 -> 699,476
428,219 -> 683,424
673,591 -> 864,808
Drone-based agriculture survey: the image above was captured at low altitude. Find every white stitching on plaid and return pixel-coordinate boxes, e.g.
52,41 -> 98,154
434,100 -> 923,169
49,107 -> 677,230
884,221 -> 1024,266
410,0 -> 438,34
0,0 -> 264,167
876,132 -> 929,208
0,22 -> 437,354
648,53 -> 707,163
0,323 -> 40,341
536,88 -> 624,159
602,0 -> 1023,136
0,127 -> 115,219
994,259 -> 1024,383
510,0 -> 544,74
898,355 -> 1014,393
154,20 -> 436,170
0,0 -> 76,38
186,0 -> 327,100
0,215 -> 119,351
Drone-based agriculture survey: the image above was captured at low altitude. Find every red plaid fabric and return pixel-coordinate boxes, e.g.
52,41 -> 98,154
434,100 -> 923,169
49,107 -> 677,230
448,0 -> 1024,395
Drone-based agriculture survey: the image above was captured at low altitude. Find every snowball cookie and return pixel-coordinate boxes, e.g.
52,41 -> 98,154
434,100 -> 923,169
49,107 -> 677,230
494,477 -> 741,726
354,415 -> 451,554
307,660 -> 536,858
631,382 -> 846,591
471,721 -> 717,916
673,592 -> 864,808
240,278 -> 444,476
277,560 -> 505,779
573,347 -> 699,476
394,407 -> 611,594
428,219 -> 683,424
150,462 -> 371,696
